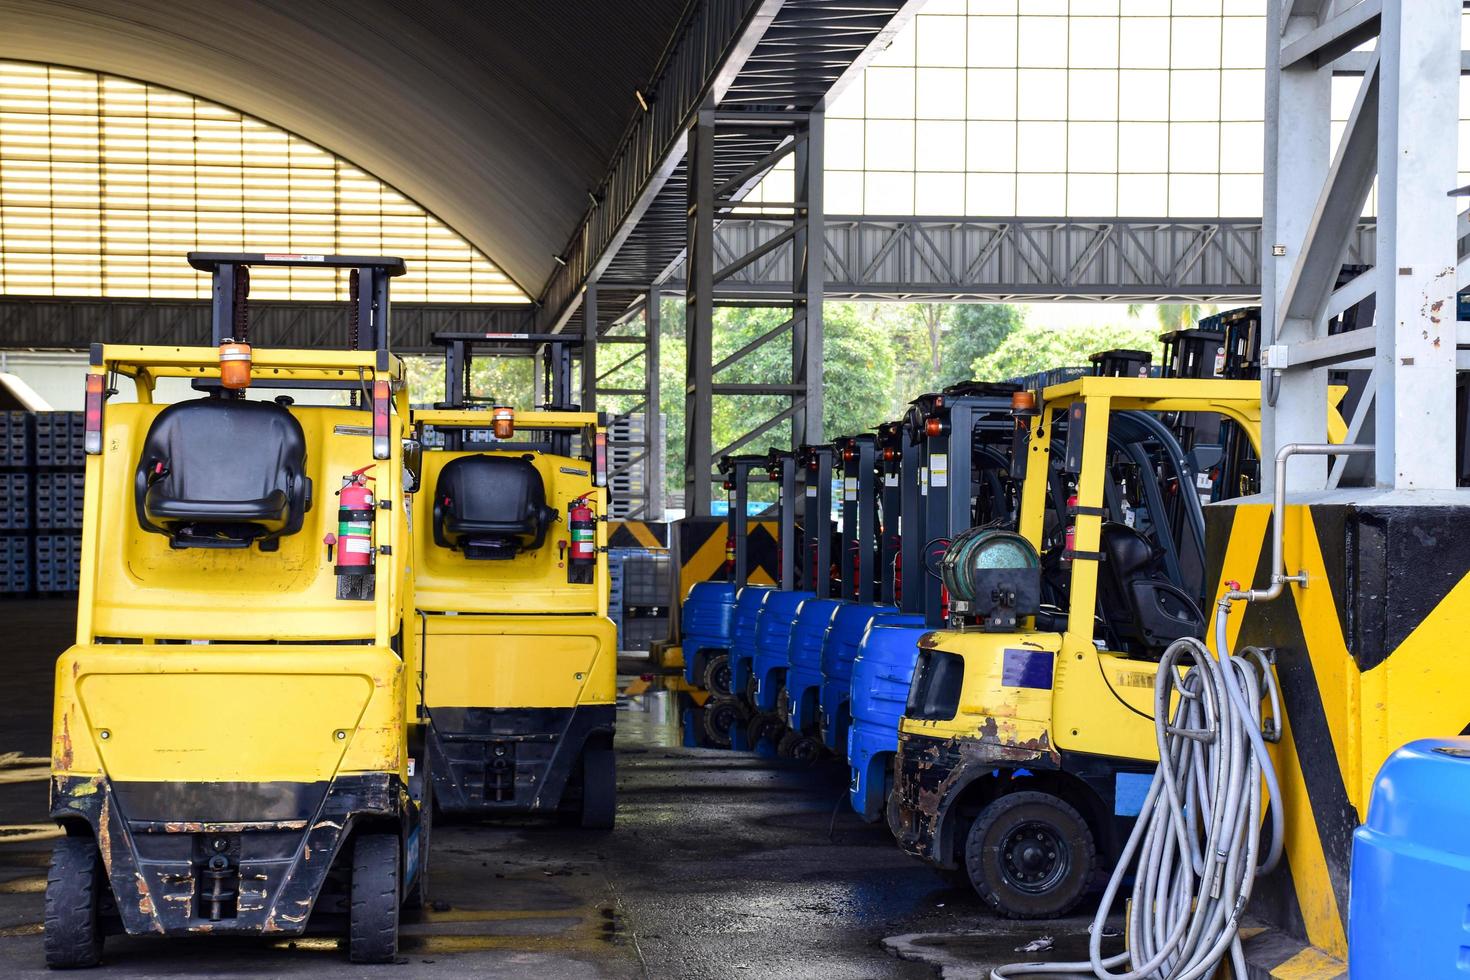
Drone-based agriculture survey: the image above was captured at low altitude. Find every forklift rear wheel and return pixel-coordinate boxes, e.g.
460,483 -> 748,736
746,712 -> 784,751
579,747 -> 617,829
964,791 -> 1095,919
776,731 -> 824,764
348,833 -> 401,963
43,836 -> 105,969
701,653 -> 732,698
703,698 -> 740,748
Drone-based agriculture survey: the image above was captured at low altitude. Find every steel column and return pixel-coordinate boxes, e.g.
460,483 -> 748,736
685,107 -> 718,515
1374,0 -> 1460,488
646,290 -> 664,519
792,110 -> 824,445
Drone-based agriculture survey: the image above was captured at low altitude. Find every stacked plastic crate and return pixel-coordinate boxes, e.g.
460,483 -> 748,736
608,547 -> 672,651
0,412 -> 34,595
32,413 -> 85,595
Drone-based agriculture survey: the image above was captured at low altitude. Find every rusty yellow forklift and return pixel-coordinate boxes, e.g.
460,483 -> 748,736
890,376 -> 1269,918
408,332 -> 616,829
46,253 -> 426,966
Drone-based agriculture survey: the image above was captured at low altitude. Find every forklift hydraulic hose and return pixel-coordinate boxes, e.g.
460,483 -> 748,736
992,443 -> 1371,980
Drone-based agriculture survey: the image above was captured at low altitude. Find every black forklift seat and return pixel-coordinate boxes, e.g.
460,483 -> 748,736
135,396 -> 311,550
433,454 -> 555,560
1096,522 -> 1205,655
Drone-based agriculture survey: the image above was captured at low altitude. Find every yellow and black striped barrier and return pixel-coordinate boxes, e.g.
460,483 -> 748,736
608,520 -> 669,550
1206,500 -> 1470,970
674,516 -> 778,599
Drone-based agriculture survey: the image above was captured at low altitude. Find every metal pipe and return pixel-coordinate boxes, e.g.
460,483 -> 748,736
1226,443 -> 1375,603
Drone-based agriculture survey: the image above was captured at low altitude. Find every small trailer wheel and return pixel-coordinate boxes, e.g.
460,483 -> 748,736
44,836 -> 105,969
964,791 -> 1095,919
349,833 -> 401,963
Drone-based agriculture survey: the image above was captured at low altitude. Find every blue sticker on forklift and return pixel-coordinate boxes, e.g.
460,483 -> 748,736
1114,772 -> 1153,816
1001,649 -> 1053,689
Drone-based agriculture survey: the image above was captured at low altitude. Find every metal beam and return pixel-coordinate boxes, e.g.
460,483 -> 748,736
0,295 -> 533,350
534,0 -> 786,333
637,217 -> 1379,302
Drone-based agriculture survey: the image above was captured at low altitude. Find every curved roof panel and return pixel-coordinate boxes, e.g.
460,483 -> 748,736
0,0 -> 691,294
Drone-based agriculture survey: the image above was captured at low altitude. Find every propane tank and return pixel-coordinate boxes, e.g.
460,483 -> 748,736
335,466 -> 376,600
568,495 -> 596,584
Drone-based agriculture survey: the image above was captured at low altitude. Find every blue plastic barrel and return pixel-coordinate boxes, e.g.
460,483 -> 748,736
751,590 -> 814,711
681,581 -> 738,686
727,586 -> 774,702
783,598 -> 844,733
1349,737 -> 1470,979
819,603 -> 893,755
846,614 -> 927,820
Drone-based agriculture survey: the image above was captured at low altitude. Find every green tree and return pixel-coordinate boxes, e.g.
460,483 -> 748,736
971,322 -> 1164,381
818,302 -> 897,440
939,304 -> 1024,386
1126,303 -> 1216,332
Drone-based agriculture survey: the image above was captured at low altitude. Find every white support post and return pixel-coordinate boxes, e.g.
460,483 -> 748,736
1263,0 -> 1334,492
1374,0 -> 1460,489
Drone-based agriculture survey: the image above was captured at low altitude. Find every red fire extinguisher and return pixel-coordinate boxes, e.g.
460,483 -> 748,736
569,496 -> 596,570
1063,493 -> 1078,562
335,466 -> 376,571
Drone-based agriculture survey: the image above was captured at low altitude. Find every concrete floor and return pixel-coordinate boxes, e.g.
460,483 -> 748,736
0,600 -> 1101,978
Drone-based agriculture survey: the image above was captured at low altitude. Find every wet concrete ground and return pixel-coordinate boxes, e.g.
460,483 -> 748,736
0,600 -> 1099,978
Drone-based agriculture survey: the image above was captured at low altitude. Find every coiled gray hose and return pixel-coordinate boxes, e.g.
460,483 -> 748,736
991,600 -> 1283,980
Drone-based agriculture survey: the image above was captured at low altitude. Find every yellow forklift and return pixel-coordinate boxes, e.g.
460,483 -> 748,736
408,332 -> 616,828
46,253 -> 426,965
889,376 -> 1269,917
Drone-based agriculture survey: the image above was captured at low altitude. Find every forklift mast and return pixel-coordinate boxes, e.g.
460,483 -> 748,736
764,449 -> 798,591
431,331 -> 586,455
189,252 -> 405,353
906,382 -> 1021,627
835,434 -> 879,602
875,420 -> 916,608
797,443 -> 836,597
717,453 -> 767,589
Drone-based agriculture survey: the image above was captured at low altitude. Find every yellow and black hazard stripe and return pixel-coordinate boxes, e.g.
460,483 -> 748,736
608,520 -> 669,549
1238,927 -> 1346,979
674,516 -> 779,598
1204,500 -> 1470,966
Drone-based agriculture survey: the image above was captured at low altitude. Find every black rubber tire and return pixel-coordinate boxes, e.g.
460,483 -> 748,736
774,685 -> 791,725
348,833 -> 401,963
745,711 -> 785,750
778,732 -> 824,764
703,698 -> 739,749
44,837 -> 104,969
964,791 -> 1095,919
701,652 -> 732,698
404,774 -> 432,911
579,747 -> 617,829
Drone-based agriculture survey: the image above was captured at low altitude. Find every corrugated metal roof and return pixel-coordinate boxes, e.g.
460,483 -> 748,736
0,0 -> 692,295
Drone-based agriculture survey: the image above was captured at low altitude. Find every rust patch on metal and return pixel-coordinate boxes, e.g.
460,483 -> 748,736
917,631 -> 942,649
56,711 -> 73,771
